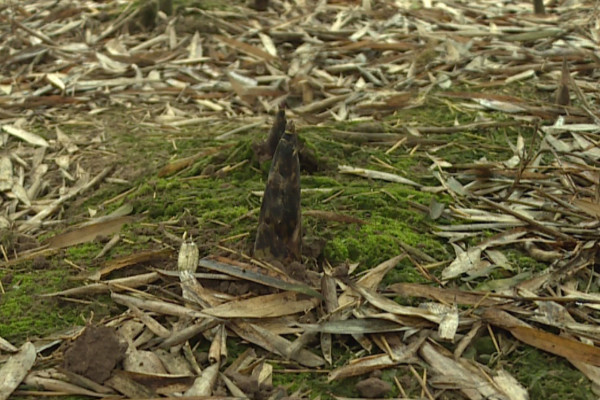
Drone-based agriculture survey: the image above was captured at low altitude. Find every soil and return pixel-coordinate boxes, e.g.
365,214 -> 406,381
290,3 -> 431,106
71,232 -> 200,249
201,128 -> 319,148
62,325 -> 128,383
31,255 -> 50,269
355,377 -> 392,398
227,371 -> 277,400
1,231 -> 39,254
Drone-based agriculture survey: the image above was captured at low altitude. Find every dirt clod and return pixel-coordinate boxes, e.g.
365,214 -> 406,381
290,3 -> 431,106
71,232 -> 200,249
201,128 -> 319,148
63,326 -> 128,383
32,256 -> 49,269
285,261 -> 309,283
355,377 -> 392,398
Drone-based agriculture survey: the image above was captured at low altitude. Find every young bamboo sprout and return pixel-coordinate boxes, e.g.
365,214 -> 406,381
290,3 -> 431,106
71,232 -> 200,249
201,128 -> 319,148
252,107 -> 287,163
533,0 -> 545,14
265,107 -> 286,158
254,121 -> 302,261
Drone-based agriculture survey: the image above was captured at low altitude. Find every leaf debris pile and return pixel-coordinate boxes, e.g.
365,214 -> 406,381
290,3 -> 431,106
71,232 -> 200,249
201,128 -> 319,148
2,0 -> 600,398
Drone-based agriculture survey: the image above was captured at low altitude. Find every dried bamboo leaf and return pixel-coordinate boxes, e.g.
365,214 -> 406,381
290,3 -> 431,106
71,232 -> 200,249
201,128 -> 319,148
231,321 -> 325,367
23,375 -> 106,398
0,156 -> 13,192
124,349 -> 168,374
217,35 -> 278,62
105,371 -> 156,398
442,246 -> 483,280
2,125 -> 49,147
0,337 -> 18,353
56,368 -> 116,395
128,303 -> 171,338
184,363 -> 219,396
351,283 -> 442,324
19,166 -> 113,232
111,293 -> 206,319
42,272 -> 160,297
46,216 -> 133,249
0,342 -> 36,400
302,319 -> 406,334
199,257 -> 322,299
203,291 -> 319,318
338,254 -> 405,309
160,319 -> 219,349
338,165 -> 422,187
208,325 -> 227,364
89,248 -> 172,281
420,342 -> 527,399
328,334 -> 425,381
387,283 -> 504,307
154,350 -> 194,376
483,309 -> 600,366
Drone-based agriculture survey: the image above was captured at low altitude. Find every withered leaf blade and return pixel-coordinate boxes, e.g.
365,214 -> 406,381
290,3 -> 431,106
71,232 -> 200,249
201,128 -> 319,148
483,309 -> 600,367
123,349 -> 167,375
0,336 -> 17,353
184,363 -> 219,396
328,334 -> 425,381
203,291 -> 319,318
254,122 -> 302,262
23,374 -> 108,398
105,371 -> 156,398
199,257 -> 322,299
89,248 -> 173,281
387,282 -> 504,307
2,125 -> 49,147
42,272 -> 161,297
420,342 -> 523,399
114,370 -> 195,392
302,319 -> 406,334
338,165 -> 422,187
0,342 -> 36,400
231,321 -> 325,367
46,216 -> 133,249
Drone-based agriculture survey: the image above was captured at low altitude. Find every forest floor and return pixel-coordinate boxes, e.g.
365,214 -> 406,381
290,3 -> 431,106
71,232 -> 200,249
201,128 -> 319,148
1,0 -> 599,399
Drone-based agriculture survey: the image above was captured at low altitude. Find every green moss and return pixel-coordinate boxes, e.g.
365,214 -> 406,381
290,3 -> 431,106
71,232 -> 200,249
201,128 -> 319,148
173,0 -> 242,10
65,242 -> 103,261
0,270 -> 84,341
324,237 -> 350,261
302,175 -> 341,187
512,348 -> 594,399
271,370 -> 361,399
322,214 -> 442,282
506,249 -> 548,272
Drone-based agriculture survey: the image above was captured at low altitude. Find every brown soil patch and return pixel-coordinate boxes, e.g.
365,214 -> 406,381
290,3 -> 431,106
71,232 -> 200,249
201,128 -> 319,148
62,325 -> 128,384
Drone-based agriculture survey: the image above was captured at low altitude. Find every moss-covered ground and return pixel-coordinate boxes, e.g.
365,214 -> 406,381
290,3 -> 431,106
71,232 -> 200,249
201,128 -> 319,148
0,76 -> 593,400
